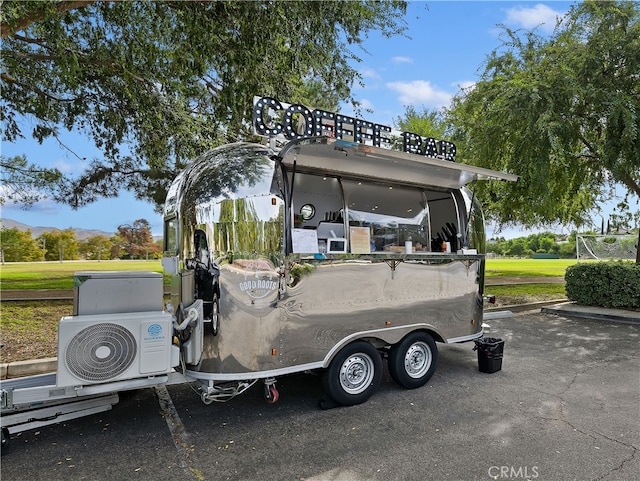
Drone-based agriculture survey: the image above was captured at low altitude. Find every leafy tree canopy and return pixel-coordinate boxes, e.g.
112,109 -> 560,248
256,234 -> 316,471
0,226 -> 44,261
114,218 -> 159,259
37,228 -> 79,261
0,155 -> 64,207
447,0 -> 639,231
392,105 -> 448,150
1,0 -> 407,209
78,234 -> 112,261
394,105 -> 448,139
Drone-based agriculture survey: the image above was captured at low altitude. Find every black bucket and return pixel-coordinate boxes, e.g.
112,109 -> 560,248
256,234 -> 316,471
473,337 -> 504,373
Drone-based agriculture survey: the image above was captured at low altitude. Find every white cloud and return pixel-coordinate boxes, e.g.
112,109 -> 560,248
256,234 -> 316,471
356,98 -> 375,111
52,158 -> 78,174
386,80 -> 452,108
392,56 -> 413,64
2,196 -> 61,215
453,80 -> 476,91
340,98 -> 376,119
360,67 -> 381,80
504,4 -> 563,34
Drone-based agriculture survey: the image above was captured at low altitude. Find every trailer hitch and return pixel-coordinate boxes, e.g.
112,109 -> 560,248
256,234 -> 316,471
198,379 -> 257,404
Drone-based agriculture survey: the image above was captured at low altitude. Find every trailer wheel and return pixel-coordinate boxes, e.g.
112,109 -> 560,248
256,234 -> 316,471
388,332 -> 438,389
210,293 -> 220,336
264,385 -> 279,404
322,341 -> 382,406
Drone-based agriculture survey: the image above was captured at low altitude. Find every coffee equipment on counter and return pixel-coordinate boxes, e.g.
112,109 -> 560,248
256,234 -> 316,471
431,223 -> 459,252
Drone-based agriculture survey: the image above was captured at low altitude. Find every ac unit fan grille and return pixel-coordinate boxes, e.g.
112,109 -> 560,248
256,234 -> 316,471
65,323 -> 137,382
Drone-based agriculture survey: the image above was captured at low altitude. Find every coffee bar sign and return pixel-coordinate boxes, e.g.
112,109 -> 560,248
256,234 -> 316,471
253,96 -> 457,162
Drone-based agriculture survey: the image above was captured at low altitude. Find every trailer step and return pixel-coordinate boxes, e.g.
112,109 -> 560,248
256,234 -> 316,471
1,393 -> 119,435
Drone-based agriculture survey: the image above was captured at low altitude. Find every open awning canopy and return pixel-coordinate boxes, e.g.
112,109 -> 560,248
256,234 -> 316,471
277,137 -> 518,189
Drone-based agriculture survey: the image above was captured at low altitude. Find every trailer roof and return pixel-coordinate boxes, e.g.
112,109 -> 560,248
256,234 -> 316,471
277,137 -> 518,188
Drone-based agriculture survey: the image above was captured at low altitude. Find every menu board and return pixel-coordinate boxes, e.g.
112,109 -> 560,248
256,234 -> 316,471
349,227 -> 371,254
292,228 -> 319,253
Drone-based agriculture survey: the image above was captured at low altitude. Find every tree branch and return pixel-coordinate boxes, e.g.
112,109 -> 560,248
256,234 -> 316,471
1,1 -> 97,39
50,128 -> 88,161
6,37 -> 149,85
3,50 -> 62,62
578,131 -> 599,159
11,33 -> 48,46
1,73 -> 78,102
0,160 -> 60,177
620,171 -> 640,198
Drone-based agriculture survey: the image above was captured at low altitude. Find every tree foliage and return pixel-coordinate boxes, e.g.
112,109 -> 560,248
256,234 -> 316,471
392,105 -> 448,150
447,1 -> 640,231
1,0 -> 407,210
77,234 -> 112,260
113,219 -> 160,259
487,232 -> 571,258
394,105 -> 448,139
0,226 -> 44,261
37,228 -> 79,261
0,155 -> 64,207
0,218 -> 163,261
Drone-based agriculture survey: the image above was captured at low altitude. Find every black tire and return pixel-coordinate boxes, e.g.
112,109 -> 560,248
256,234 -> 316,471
210,292 -> 220,336
322,341 -> 382,406
388,332 -> 438,389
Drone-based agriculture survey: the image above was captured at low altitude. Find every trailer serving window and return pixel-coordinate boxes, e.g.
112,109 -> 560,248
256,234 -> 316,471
342,180 -> 430,253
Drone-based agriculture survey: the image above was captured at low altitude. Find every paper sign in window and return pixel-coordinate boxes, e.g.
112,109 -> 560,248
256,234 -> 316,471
349,227 -> 371,254
292,228 -> 319,253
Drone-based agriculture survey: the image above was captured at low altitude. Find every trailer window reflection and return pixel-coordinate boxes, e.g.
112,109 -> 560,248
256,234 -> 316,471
343,180 -> 430,252
164,217 -> 178,254
210,196 -> 284,255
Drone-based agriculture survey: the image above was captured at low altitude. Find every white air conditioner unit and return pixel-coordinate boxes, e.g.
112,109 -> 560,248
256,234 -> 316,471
57,311 -> 174,388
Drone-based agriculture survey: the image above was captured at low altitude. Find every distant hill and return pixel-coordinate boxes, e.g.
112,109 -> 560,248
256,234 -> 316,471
0,218 -> 113,240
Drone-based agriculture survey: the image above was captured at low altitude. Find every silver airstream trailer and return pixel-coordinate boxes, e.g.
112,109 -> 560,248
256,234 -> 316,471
162,136 -> 517,406
0,137 -> 518,448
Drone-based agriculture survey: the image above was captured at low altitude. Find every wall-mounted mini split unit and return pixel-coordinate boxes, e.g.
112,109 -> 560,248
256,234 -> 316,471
56,311 -> 174,388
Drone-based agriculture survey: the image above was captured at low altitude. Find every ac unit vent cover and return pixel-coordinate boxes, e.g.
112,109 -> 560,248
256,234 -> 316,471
65,323 -> 137,382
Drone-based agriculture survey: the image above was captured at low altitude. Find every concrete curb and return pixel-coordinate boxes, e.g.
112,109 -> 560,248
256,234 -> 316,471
542,301 -> 640,324
488,298 -> 569,313
1,357 -> 58,380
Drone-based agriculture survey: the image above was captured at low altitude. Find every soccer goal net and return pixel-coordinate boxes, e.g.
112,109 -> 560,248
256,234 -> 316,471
576,234 -> 637,260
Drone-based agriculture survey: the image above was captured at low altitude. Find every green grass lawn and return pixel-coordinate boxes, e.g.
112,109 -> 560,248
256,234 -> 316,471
1,260 -> 165,290
485,258 -> 578,277
484,259 -> 575,303
487,283 -> 567,299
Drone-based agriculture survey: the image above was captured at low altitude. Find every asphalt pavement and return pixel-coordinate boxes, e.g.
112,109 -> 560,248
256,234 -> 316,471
1,307 -> 638,481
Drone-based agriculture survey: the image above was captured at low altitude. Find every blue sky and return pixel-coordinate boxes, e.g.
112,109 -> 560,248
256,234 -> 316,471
2,1 -> 635,238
